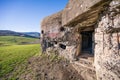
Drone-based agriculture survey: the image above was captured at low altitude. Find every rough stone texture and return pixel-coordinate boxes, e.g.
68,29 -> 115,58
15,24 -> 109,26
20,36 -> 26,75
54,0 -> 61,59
94,0 -> 120,80
58,45 -> 76,60
72,60 -> 96,80
62,0 -> 111,27
57,28 -> 82,60
62,0 -> 101,26
41,11 -> 62,39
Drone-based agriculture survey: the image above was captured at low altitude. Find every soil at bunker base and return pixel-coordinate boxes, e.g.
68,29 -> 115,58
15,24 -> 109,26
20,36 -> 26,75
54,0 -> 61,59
19,55 -> 84,80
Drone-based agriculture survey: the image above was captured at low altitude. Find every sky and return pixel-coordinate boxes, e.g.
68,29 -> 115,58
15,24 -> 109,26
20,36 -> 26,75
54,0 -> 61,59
0,0 -> 68,32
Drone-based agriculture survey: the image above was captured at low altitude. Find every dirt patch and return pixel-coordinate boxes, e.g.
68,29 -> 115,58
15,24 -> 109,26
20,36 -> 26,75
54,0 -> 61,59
19,54 -> 84,80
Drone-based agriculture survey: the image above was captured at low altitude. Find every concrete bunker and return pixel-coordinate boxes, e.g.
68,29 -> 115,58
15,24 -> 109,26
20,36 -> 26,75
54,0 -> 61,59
41,0 -> 120,80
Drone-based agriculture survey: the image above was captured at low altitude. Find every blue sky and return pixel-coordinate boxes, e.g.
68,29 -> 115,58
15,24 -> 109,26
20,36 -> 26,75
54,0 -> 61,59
0,0 -> 68,32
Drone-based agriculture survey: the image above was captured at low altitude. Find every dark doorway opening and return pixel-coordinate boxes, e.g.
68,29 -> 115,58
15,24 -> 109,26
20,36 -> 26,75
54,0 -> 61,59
81,31 -> 94,54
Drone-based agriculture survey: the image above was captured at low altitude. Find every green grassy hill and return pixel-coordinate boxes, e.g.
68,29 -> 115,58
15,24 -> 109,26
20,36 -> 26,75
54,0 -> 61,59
0,36 -> 41,79
0,36 -> 39,46
0,44 -> 41,79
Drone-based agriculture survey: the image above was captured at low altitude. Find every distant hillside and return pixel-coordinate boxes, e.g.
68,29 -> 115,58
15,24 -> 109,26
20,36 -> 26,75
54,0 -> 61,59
23,32 -> 40,38
0,30 -> 40,38
0,36 -> 40,46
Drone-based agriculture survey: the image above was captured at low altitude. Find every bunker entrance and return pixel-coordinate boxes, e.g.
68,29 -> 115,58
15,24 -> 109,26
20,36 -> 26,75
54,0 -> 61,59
81,31 -> 94,55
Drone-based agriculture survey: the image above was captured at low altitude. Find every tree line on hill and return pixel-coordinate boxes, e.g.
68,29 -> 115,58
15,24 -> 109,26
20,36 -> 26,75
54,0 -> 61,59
0,30 -> 40,38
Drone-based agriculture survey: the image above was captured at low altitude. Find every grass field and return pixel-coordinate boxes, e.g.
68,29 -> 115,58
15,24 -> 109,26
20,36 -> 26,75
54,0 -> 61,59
0,36 -> 39,46
0,44 -> 41,79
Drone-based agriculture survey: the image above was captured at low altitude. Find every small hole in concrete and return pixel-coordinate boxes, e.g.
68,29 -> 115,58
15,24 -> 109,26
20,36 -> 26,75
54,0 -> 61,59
118,43 -> 120,49
59,44 -> 66,49
48,42 -> 54,47
54,41 -> 57,44
41,30 -> 44,34
60,27 -> 65,32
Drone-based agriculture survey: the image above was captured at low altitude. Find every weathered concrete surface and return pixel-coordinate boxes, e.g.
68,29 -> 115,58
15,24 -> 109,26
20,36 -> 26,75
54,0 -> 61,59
62,0 -> 110,27
95,0 -> 120,80
72,58 -> 96,80
41,0 -> 120,80
41,11 -> 62,39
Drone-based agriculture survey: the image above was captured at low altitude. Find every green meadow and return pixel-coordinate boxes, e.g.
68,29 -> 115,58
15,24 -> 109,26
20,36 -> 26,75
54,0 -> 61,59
0,36 -> 41,79
0,36 -> 39,46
